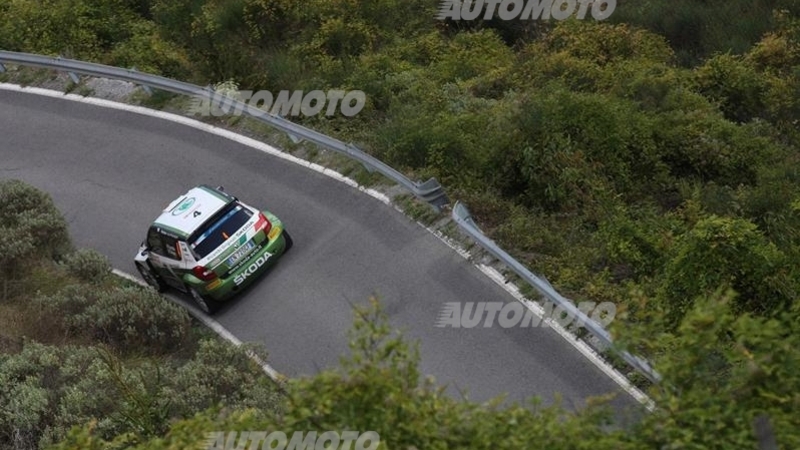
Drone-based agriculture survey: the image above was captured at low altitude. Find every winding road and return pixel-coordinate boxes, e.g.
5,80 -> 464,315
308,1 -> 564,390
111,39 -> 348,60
0,87 -> 640,414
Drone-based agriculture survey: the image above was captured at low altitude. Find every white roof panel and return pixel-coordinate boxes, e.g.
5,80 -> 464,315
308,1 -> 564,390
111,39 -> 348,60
153,186 -> 231,236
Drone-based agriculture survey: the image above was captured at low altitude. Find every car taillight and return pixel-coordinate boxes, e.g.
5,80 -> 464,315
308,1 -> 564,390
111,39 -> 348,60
255,212 -> 272,235
193,265 -> 217,281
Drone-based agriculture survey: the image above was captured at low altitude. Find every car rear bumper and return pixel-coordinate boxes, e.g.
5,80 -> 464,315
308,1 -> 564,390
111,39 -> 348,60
197,224 -> 288,301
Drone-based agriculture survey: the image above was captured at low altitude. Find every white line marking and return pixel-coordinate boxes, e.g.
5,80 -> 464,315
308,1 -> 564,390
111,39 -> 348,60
474,264 -> 654,410
5,82 -> 650,407
113,269 -> 284,383
420,218 -> 654,409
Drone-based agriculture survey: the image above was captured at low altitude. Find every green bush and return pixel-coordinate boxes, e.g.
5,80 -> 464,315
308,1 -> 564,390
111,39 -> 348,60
693,53 -> 768,123
0,0 -> 144,60
492,86 -> 663,215
611,0 -> 795,66
529,20 -> 675,66
0,343 -> 97,450
0,180 -> 71,274
106,20 -> 192,79
35,285 -> 190,354
72,286 -> 190,353
0,339 -> 281,449
60,249 -> 111,284
658,215 -> 797,328
651,100 -> 770,188
164,339 -> 281,415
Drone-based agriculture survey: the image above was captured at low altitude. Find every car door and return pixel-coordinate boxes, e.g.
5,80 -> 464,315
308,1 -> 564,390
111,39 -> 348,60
146,227 -> 185,290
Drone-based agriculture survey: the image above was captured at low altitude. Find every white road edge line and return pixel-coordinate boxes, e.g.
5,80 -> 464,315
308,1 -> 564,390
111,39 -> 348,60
3,83 -> 652,408
112,268 -> 284,383
420,223 -> 654,410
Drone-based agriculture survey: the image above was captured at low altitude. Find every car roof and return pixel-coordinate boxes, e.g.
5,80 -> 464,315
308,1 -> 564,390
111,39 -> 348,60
152,185 -> 234,238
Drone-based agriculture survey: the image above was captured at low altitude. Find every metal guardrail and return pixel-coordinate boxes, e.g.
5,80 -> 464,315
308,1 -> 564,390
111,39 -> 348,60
0,50 -> 660,385
452,202 -> 662,384
0,51 -> 449,209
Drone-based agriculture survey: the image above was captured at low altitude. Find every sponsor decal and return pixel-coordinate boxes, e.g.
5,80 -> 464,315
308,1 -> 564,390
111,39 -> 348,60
234,252 -> 272,285
172,197 -> 195,216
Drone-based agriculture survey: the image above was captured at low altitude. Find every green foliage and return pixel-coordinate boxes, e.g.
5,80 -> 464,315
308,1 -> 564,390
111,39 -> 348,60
626,290 -> 800,449
3,6 -> 800,448
47,297 -> 800,449
0,0 -> 143,58
529,20 -> 675,66
611,0 -> 800,66
48,299 -> 634,450
659,216 -> 796,328
59,249 -> 111,284
106,21 -> 192,78
651,99 -> 770,187
494,86 -> 661,214
162,338 -> 281,415
694,53 -> 769,123
34,285 -> 191,354
0,180 -> 71,276
0,339 -> 281,449
596,205 -> 679,282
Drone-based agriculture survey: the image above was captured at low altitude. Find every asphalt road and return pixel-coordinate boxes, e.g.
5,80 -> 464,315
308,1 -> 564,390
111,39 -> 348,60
0,89 -> 639,413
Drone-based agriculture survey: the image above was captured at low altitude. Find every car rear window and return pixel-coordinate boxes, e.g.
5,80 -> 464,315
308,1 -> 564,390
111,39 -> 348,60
189,203 -> 253,258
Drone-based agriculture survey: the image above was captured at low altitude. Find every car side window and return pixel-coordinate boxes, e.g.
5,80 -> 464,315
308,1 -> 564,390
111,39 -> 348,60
161,234 -> 181,261
147,227 -> 166,256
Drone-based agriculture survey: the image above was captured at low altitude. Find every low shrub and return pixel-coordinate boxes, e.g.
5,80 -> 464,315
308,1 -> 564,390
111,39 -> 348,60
35,285 -> 191,354
59,249 -> 111,284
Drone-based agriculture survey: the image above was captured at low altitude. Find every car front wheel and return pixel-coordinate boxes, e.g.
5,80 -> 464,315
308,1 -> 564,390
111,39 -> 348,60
136,262 -> 166,292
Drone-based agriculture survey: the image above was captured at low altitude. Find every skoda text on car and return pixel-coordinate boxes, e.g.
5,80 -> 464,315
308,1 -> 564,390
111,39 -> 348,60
134,185 -> 292,313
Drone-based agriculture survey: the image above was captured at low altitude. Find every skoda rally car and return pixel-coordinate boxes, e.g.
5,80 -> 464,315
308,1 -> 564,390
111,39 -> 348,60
134,185 -> 291,313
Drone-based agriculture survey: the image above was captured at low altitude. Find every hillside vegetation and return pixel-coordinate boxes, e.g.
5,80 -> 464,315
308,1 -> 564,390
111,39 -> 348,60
0,180 -> 282,450
1,0 -> 800,447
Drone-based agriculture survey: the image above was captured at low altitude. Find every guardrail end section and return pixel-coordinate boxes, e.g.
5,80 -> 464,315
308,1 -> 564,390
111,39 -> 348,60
417,177 -> 442,194
453,201 -> 470,221
452,202 -> 480,231
417,178 -> 449,209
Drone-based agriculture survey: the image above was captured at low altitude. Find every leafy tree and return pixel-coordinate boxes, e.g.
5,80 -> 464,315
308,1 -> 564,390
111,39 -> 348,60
658,216 -> 796,328
694,53 -> 769,123
625,290 -> 800,449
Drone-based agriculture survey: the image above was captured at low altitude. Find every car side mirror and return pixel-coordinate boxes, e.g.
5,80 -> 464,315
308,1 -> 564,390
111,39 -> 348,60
216,185 -> 225,192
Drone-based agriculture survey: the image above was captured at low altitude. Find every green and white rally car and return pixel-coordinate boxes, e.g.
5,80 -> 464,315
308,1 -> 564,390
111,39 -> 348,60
134,185 -> 291,313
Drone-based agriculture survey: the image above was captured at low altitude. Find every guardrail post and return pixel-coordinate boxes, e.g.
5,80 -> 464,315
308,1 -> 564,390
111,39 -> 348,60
67,71 -> 80,84
0,62 -> 5,73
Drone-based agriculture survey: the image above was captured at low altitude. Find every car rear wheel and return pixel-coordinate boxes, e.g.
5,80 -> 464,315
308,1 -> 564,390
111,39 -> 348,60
136,262 -> 166,292
283,230 -> 293,252
189,287 -> 220,314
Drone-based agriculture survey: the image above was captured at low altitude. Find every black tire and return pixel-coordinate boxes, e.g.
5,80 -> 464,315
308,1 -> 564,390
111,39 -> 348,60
136,262 -> 166,292
283,230 -> 293,252
188,287 -> 221,314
